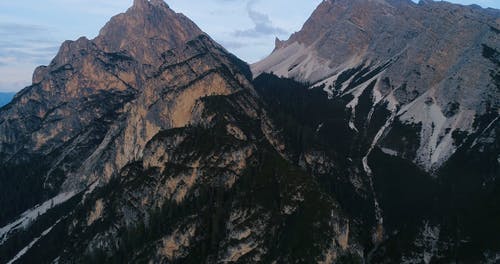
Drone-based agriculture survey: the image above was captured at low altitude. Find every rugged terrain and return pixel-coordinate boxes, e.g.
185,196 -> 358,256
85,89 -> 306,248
254,0 -> 499,171
253,0 -> 500,262
0,0 -> 499,263
0,1 -> 357,263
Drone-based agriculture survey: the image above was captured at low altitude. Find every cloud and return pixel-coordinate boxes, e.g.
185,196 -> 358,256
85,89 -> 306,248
0,23 -> 59,66
233,0 -> 288,38
0,23 -> 49,36
0,74 -> 32,92
0,22 -> 60,91
0,47 -> 59,64
219,40 -> 247,49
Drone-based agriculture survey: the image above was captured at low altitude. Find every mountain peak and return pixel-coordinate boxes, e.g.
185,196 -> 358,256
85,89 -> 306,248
133,0 -> 169,10
253,0 -> 499,171
94,0 -> 203,65
132,0 -> 148,9
274,37 -> 285,50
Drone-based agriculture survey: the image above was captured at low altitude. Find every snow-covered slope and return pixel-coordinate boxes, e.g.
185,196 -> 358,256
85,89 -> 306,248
0,191 -> 77,245
252,0 -> 500,171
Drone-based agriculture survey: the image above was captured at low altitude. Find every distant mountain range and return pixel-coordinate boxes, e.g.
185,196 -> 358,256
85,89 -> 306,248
0,92 -> 15,107
0,0 -> 498,263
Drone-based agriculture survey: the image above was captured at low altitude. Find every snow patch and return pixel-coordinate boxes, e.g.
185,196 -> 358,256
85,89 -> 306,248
471,115 -> 499,148
381,147 -> 398,156
362,108 -> 397,234
316,123 -> 324,133
0,191 -> 77,245
399,92 -> 476,170
402,221 -> 441,264
372,81 -> 384,105
484,252 -> 500,264
315,55 -> 367,97
252,41 -> 366,87
346,83 -> 373,132
282,205 -> 296,215
251,43 -> 327,82
6,219 -> 62,264
344,66 -> 387,132
349,121 -> 359,132
85,180 -> 99,196
319,73 -> 343,99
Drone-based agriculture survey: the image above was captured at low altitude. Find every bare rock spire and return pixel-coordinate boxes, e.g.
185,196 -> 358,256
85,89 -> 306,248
150,0 -> 169,8
95,0 -> 203,65
133,0 -> 169,10
133,0 -> 148,9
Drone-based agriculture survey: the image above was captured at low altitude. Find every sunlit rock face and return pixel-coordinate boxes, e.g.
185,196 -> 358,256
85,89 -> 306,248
0,0 -> 249,191
95,0 -> 203,66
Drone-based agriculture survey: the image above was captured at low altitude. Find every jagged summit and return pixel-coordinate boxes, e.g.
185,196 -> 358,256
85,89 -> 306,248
0,0 -> 251,193
94,0 -> 203,65
31,0 -> 207,94
133,0 -> 170,9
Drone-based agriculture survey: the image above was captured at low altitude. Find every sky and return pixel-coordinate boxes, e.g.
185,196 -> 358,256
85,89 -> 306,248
0,0 -> 498,92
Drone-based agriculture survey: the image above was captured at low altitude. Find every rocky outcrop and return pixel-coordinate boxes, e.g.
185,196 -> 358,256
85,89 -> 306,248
95,0 -> 203,66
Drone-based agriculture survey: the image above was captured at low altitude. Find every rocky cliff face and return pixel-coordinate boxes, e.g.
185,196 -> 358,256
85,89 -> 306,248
0,0 -> 498,263
0,1 -> 360,263
252,0 -> 500,262
0,0 -> 207,224
253,0 -> 499,171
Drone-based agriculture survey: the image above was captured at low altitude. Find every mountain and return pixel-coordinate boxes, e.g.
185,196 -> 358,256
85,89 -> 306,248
252,0 -> 500,262
253,0 -> 499,172
0,1 -> 353,263
0,92 -> 15,107
0,0 -> 498,263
